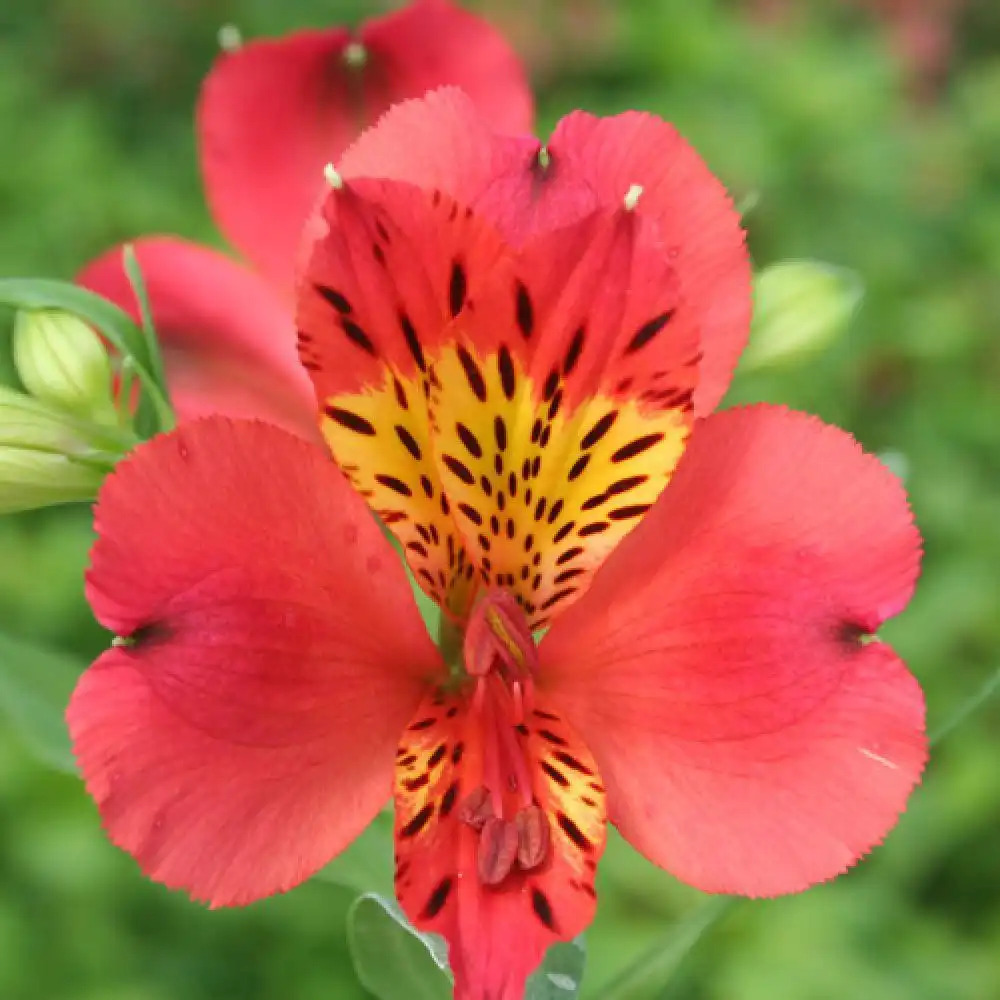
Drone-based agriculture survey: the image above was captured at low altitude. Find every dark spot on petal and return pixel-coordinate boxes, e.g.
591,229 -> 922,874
494,416 -> 508,451
581,411 -> 618,450
612,433 -> 665,463
443,454 -> 475,485
421,876 -> 452,918
409,717 -> 436,731
458,502 -> 482,525
540,587 -> 576,610
538,729 -> 568,747
400,312 -> 425,371
419,475 -> 434,498
325,406 -> 375,436
556,546 -> 583,565
563,325 -> 585,375
531,887 -> 556,930
342,318 -> 376,355
404,773 -> 430,791
567,454 -> 590,481
400,803 -> 434,838
449,260 -> 467,317
552,521 -> 575,543
315,284 -> 352,314
541,761 -> 569,787
543,369 -> 559,401
557,812 -> 591,850
457,346 -> 487,401
497,346 -> 516,400
578,521 -> 609,536
440,783 -> 459,819
515,281 -> 534,338
626,309 -> 675,353
376,474 -> 412,497
456,422 -> 483,458
452,742 -> 465,764
395,425 -> 421,459
609,504 -> 653,520
555,751 -> 594,776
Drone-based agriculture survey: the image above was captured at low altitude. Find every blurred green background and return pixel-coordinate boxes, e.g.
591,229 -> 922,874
2,0 -> 999,997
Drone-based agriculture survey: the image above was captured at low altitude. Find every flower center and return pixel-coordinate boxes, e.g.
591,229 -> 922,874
459,588 -> 551,885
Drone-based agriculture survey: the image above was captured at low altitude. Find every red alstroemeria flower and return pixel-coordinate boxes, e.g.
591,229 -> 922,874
76,0 -> 533,438
68,93 -> 926,1000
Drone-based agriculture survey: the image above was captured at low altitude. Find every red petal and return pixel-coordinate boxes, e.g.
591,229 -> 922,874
199,2 -> 532,295
429,208 -> 698,627
340,94 -> 749,413
539,406 -> 925,896
394,689 -> 605,998
78,238 -> 319,440
546,112 -> 751,414
69,417 -> 440,905
297,178 -> 512,617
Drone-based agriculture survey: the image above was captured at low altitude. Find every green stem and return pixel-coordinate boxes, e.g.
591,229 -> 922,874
599,896 -> 738,1000
930,663 -> 1000,746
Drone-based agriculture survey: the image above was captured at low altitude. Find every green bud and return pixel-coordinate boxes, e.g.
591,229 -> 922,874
742,260 -> 863,371
0,387 -> 131,514
13,308 -> 118,423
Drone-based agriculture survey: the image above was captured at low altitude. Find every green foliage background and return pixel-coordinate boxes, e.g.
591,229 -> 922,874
1,1 -> 999,997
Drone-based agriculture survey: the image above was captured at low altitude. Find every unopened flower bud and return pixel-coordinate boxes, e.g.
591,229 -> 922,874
13,308 -> 118,423
0,387 -> 130,514
742,261 -> 863,371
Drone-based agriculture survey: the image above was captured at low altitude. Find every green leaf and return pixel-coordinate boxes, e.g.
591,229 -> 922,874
0,277 -> 173,433
0,629 -> 82,772
525,938 -> 586,999
598,896 -> 737,1000
122,245 -> 169,408
314,809 -> 395,895
347,893 -> 451,1000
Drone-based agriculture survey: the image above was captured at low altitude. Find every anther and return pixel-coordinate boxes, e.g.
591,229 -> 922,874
458,786 -> 493,831
537,147 -> 551,171
477,816 -> 519,885
323,163 -> 344,190
624,183 -> 643,211
217,24 -> 243,52
343,41 -> 368,68
515,805 -> 550,871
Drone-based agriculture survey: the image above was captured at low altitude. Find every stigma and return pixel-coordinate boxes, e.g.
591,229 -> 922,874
460,589 -> 551,884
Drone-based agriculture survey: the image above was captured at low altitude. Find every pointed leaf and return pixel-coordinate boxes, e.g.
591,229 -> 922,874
525,938 -> 586,999
347,892 -> 451,1000
0,630 -> 81,772
0,278 -> 173,433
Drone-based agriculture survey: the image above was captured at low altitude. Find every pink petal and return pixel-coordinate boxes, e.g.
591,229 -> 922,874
69,417 -> 440,906
198,1 -> 532,295
78,237 -> 319,440
340,92 -> 750,412
547,112 -> 751,414
540,405 -> 925,896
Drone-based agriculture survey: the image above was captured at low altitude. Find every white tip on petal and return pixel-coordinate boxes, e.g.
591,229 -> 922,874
323,163 -> 344,190
343,41 -> 367,68
623,184 -> 644,212
217,24 -> 243,52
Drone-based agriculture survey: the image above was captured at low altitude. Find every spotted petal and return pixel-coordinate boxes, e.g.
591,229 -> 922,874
78,237 -> 319,439
340,89 -> 749,412
298,180 -> 699,624
199,2 -> 532,296
539,406 -> 925,896
394,689 -> 605,1000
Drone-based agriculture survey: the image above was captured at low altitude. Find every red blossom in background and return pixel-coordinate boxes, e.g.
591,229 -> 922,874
77,0 -> 533,438
68,92 -> 926,1000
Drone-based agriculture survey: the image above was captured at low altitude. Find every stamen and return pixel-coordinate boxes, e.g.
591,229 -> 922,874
624,183 -> 644,211
323,163 -> 344,190
342,41 -> 368,68
537,147 -> 551,171
477,817 -> 519,885
458,786 -> 494,830
515,805 -> 550,871
217,24 -> 243,52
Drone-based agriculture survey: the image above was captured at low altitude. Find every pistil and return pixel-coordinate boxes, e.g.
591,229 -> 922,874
459,589 -> 552,886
